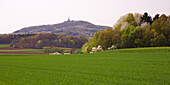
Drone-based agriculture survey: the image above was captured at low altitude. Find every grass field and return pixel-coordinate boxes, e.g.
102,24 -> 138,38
0,44 -> 43,53
0,49 -> 43,53
0,44 -> 10,47
0,47 -> 169,85
105,47 -> 170,53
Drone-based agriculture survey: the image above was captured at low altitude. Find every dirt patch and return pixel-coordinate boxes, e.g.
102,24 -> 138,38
0,47 -> 26,50
0,51 -> 49,55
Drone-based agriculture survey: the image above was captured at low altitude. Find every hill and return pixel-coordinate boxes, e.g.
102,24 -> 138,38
13,19 -> 111,39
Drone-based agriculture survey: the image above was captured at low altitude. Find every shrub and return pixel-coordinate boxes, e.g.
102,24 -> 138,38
43,47 -> 73,53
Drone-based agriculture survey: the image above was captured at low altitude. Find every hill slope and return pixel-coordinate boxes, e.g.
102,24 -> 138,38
13,19 -> 111,38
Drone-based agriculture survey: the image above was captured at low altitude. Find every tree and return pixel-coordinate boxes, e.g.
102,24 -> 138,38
143,25 -> 151,46
125,13 -> 137,26
133,13 -> 142,26
83,13 -> 170,53
121,22 -> 130,30
157,33 -> 168,46
70,40 -> 75,45
153,14 -> 160,21
114,14 -> 130,30
168,15 -> 170,22
120,34 -> 128,48
18,37 -> 25,48
98,29 -> 119,50
81,42 -> 88,53
35,40 -> 44,49
10,33 -> 87,49
151,14 -> 170,39
150,29 -> 158,46
141,12 -> 153,24
134,38 -> 142,47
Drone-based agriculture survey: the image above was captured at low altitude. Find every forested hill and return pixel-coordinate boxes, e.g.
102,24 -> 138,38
13,19 -> 111,39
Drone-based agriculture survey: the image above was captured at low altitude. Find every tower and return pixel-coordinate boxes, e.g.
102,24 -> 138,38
68,17 -> 70,21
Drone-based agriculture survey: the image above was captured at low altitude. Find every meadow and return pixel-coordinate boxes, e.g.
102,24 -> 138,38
0,44 -> 10,48
0,47 -> 169,85
0,44 -> 43,54
0,49 -> 43,53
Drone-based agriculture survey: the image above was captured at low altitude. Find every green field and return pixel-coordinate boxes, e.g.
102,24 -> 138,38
87,28 -> 98,31
0,44 -> 43,53
0,47 -> 169,85
0,49 -> 43,53
0,44 -> 10,47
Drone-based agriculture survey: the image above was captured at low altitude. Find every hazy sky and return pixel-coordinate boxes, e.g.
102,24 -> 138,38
0,0 -> 169,34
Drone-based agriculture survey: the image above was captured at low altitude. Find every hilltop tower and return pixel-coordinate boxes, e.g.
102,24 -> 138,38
68,17 -> 70,21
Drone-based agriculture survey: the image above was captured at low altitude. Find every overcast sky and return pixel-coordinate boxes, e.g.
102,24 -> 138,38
0,0 -> 169,34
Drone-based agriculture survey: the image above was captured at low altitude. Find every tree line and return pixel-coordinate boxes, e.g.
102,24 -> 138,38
0,34 -> 36,44
82,12 -> 170,53
0,33 -> 87,49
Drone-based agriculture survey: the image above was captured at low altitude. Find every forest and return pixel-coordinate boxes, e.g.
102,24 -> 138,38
82,12 -> 170,53
0,33 -> 87,49
0,34 -> 36,44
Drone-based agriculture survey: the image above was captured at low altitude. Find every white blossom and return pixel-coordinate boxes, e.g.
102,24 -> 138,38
97,45 -> 103,52
108,45 -> 117,50
140,22 -> 149,29
121,22 -> 130,30
134,13 -> 142,26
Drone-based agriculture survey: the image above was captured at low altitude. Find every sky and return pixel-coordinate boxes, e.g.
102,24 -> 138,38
0,0 -> 169,34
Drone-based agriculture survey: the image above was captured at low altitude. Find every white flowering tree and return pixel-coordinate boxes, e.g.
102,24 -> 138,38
90,45 -> 103,53
91,47 -> 97,53
108,45 -> 117,50
133,13 -> 142,26
97,45 -> 103,52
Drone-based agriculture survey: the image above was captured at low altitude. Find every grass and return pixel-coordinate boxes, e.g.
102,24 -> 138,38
0,47 -> 169,85
0,44 -> 10,47
104,47 -> 170,53
0,49 -> 43,53
0,44 -> 43,53
76,48 -> 82,51
87,28 -> 98,31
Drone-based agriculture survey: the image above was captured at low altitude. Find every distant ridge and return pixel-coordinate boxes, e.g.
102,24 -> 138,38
13,19 -> 111,38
